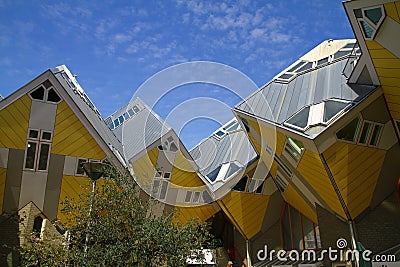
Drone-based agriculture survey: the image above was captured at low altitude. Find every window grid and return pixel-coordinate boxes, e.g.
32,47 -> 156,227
151,170 -> 170,200
24,129 -> 52,172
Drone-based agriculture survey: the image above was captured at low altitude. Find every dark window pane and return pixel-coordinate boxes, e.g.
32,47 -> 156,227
359,122 -> 372,144
396,121 -> 400,134
152,180 -> 160,197
128,109 -> 135,117
108,122 -> 115,130
248,179 -> 257,192
360,20 -> 374,38
25,142 -> 37,169
159,181 -> 168,199
290,206 -> 303,250
324,101 -> 348,123
42,131 -> 52,141
30,86 -> 45,100
123,112 -> 129,120
233,176 -> 248,191
215,130 -> 225,137
343,43 -> 356,49
297,62 -> 313,72
369,124 -> 383,146
76,159 -> 87,175
193,191 -> 200,203
38,144 -> 50,170
226,162 -> 240,178
33,216 -> 43,237
334,50 -> 351,59
317,57 -> 329,66
118,115 -> 124,124
29,130 -> 39,139
47,89 -> 61,103
132,105 -> 140,113
241,118 -> 250,132
285,137 -> 304,162
364,8 -> 382,25
185,191 -> 192,202
42,80 -> 53,89
278,73 -> 294,80
114,118 -> 120,127
202,190 -> 212,203
302,216 -> 316,249
281,205 -> 292,250
286,107 -> 310,129
207,166 -> 221,182
354,8 -> 363,18
287,61 -> 306,72
256,180 -> 264,194
336,117 -> 360,142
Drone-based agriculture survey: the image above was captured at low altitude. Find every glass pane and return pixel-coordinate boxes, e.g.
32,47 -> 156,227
207,166 -> 221,182
278,73 -> 294,80
159,181 -> 168,199
297,62 -> 313,72
154,171 -> 162,179
185,191 -> 192,202
163,172 -> 171,179
317,57 -> 329,66
286,107 -> 310,129
42,131 -> 52,141
38,144 -> 50,170
281,205 -> 292,250
114,118 -> 120,127
193,191 -> 200,203
324,100 -> 348,123
30,86 -> 45,100
287,61 -> 306,73
290,206 -> 303,250
364,8 -> 382,25
226,162 -> 240,178
248,179 -> 257,192
256,181 -> 264,194
302,217 -> 316,249
118,115 -> 124,124
336,117 -> 360,142
359,122 -> 372,144
152,180 -> 160,197
334,50 -> 351,59
315,225 -> 322,248
360,20 -> 374,38
25,142 -> 37,169
285,137 -> 304,162
76,159 -> 87,175
132,105 -> 140,113
29,130 -> 39,139
108,122 -> 115,130
215,130 -> 225,137
233,176 -> 248,191
47,88 -> 61,103
369,124 -> 383,146
128,109 -> 135,117
397,121 -> 400,134
123,112 -> 129,120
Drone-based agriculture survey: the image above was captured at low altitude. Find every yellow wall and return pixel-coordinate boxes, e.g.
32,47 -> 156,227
283,185 -> 318,223
323,142 -> 386,218
0,95 -> 31,150
220,192 -> 270,239
173,204 -> 217,225
384,2 -> 400,23
0,168 -> 6,214
57,175 -> 91,224
366,39 -> 400,120
52,101 -> 106,159
171,151 -> 204,188
131,146 -> 158,187
297,150 -> 346,218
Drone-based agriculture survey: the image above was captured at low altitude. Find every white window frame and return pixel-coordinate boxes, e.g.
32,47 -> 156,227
29,85 -> 62,104
151,170 -> 169,200
24,129 -> 53,172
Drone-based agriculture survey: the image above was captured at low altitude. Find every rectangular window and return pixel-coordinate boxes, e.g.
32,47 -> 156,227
336,117 -> 361,142
192,191 -> 200,203
132,105 -> 140,113
275,174 -> 288,193
159,181 -> 168,200
128,108 -> 135,117
25,142 -> 37,169
76,158 -> 87,175
41,131 -> 52,141
152,180 -> 160,197
369,124 -> 383,146
185,191 -> 192,203
358,121 -> 372,144
284,137 -> 304,162
29,129 -> 39,139
38,144 -> 50,170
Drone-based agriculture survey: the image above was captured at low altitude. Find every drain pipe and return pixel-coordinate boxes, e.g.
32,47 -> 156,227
320,154 -> 359,267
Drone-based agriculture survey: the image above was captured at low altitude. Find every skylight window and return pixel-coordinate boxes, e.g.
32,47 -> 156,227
206,162 -> 242,183
207,166 -> 222,182
107,104 -> 142,130
285,99 -> 349,132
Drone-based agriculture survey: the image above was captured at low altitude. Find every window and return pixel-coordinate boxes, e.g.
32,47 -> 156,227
286,107 -> 310,129
193,191 -> 200,203
396,121 -> 400,136
24,129 -> 52,171
185,191 -> 192,203
358,121 -> 372,144
225,163 -> 240,179
369,124 -> 383,146
247,178 -> 265,194
284,137 -> 305,163
275,174 -> 288,193
33,216 -> 43,238
240,117 -> 250,132
76,158 -> 87,175
233,176 -> 248,192
151,170 -> 169,200
323,100 -> 348,123
280,203 -> 321,250
207,166 -> 221,182
29,85 -> 61,103
336,117 -> 361,142
360,20 -> 374,38
364,7 -> 383,25
274,155 -> 292,177
357,6 -> 385,40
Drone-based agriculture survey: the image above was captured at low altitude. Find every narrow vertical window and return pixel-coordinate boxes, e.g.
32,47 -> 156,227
25,142 -> 37,169
76,158 -> 87,175
358,121 -> 372,144
38,144 -> 50,170
369,124 -> 383,146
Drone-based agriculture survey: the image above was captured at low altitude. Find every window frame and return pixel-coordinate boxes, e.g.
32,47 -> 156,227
283,136 -> 305,166
29,85 -> 62,104
335,116 -> 362,144
151,169 -> 170,200
357,5 -> 385,40
24,129 -> 53,172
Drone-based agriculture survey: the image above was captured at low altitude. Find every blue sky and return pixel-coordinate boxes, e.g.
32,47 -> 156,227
0,0 -> 354,149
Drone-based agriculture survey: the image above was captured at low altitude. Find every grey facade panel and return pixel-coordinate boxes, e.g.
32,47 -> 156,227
3,149 -> 24,213
43,153 -> 65,220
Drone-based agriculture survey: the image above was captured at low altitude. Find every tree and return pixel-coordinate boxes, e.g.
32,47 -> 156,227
20,163 -> 214,266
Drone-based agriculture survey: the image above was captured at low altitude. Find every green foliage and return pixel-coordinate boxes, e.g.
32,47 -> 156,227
19,163 -> 214,266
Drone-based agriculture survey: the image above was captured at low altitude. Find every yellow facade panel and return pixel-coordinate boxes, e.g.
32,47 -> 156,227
57,175 -> 92,224
324,142 -> 386,219
380,77 -> 400,87
376,68 -> 400,78
382,85 -> 400,96
284,186 -> 317,223
365,40 -> 384,50
0,168 -> 7,214
369,48 -> 397,59
372,59 -> 400,68
173,204 -> 216,225
221,192 -> 269,239
171,151 -> 204,188
384,2 -> 400,23
52,102 -> 106,160
385,94 -> 400,104
0,95 -> 31,149
297,149 -> 346,218
131,147 -> 158,187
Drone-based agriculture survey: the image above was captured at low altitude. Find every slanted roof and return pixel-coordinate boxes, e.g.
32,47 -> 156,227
190,118 -> 257,189
106,97 -> 171,162
235,39 -> 376,138
51,65 -> 126,166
